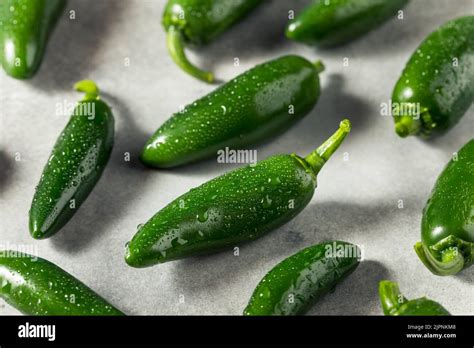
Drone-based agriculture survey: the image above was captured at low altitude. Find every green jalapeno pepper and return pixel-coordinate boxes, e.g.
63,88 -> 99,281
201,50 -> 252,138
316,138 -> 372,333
0,0 -> 66,79
126,120 -> 351,267
141,55 -> 324,168
379,281 -> 450,316
244,241 -> 360,316
286,0 -> 408,47
414,139 -> 474,276
393,16 -> 474,137
163,0 -> 262,83
29,80 -> 115,239
0,250 -> 124,315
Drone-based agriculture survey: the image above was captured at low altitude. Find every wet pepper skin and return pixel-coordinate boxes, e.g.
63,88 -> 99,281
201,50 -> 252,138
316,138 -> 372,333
379,281 -> 450,315
393,16 -> 474,137
286,0 -> 408,47
0,0 -> 66,79
29,81 -> 115,239
244,241 -> 360,316
0,251 -> 124,315
414,139 -> 474,276
127,121 -> 351,267
141,55 -> 324,168
163,0 -> 262,82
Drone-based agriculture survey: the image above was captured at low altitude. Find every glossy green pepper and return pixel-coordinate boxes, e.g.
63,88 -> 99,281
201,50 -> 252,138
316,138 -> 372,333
141,55 -> 324,168
126,120 -> 351,267
379,281 -> 450,316
414,139 -> 474,276
163,0 -> 262,83
244,241 -> 360,316
0,0 -> 66,79
0,250 -> 124,315
29,80 -> 115,239
393,16 -> 474,137
286,0 -> 408,47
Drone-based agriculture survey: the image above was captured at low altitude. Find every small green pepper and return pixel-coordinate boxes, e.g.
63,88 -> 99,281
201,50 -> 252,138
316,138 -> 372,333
244,241 -> 360,316
414,139 -> 474,276
141,55 -> 324,168
392,16 -> 474,137
29,80 -> 115,239
286,0 -> 408,47
379,281 -> 450,316
0,0 -> 66,79
0,250 -> 124,315
163,0 -> 262,83
126,120 -> 351,267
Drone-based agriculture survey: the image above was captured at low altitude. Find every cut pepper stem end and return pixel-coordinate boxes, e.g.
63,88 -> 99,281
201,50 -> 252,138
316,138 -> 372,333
395,115 -> 421,137
378,280 -> 406,315
166,26 -> 214,83
304,119 -> 351,176
314,60 -> 325,74
74,80 -> 100,100
414,241 -> 465,276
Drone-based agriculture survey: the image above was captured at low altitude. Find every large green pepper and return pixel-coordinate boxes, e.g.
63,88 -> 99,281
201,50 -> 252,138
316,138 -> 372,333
29,80 -> 115,239
286,0 -> 408,47
126,120 -> 351,267
141,55 -> 324,168
379,281 -> 450,316
0,250 -> 124,315
163,0 -> 262,83
0,0 -> 66,79
244,241 -> 360,316
393,16 -> 474,137
414,139 -> 474,276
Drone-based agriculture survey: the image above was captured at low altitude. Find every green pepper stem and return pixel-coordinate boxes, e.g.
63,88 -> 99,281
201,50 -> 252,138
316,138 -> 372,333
166,26 -> 214,83
74,80 -> 100,100
395,115 -> 421,137
304,119 -> 351,175
378,280 -> 406,315
414,241 -> 466,276
314,60 -> 325,74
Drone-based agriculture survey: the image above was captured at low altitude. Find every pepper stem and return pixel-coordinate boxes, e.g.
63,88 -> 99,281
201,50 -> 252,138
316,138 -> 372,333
395,115 -> 421,137
74,80 -> 100,100
378,280 -> 406,315
414,241 -> 465,276
166,26 -> 214,83
314,60 -> 325,74
304,119 -> 351,175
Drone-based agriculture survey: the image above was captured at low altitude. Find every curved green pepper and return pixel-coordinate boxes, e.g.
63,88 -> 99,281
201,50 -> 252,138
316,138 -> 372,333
414,139 -> 474,276
244,241 -> 360,316
141,55 -> 324,168
392,16 -> 474,137
0,251 -> 124,315
29,80 -> 115,239
126,120 -> 351,267
163,0 -> 262,82
0,0 -> 66,79
379,281 -> 450,316
286,0 -> 408,47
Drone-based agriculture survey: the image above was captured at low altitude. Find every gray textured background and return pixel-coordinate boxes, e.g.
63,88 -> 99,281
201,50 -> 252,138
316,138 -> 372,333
0,0 -> 473,315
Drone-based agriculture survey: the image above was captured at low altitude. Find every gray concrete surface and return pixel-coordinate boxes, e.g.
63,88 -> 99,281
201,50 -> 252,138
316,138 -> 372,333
0,0 -> 473,315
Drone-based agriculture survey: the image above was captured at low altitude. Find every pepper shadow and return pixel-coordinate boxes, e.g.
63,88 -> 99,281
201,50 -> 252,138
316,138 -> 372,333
192,0 -> 309,76
0,150 -> 13,193
170,200 -> 399,305
30,0 -> 127,91
307,260 -> 390,315
50,92 -> 153,253
165,73 -> 371,179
